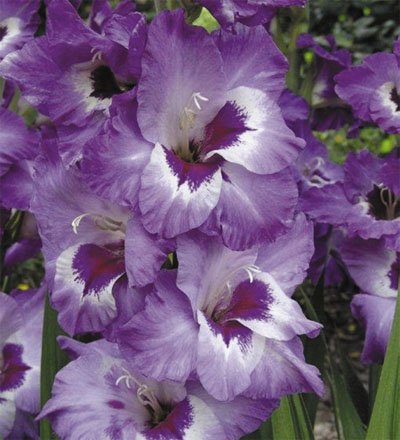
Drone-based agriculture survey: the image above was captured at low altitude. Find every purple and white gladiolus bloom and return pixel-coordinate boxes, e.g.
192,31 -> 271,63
0,108 -> 39,211
0,0 -> 147,164
340,237 -> 399,363
301,149 -> 400,247
335,41 -> 400,134
84,10 -> 304,250
0,287 -> 44,438
117,215 -> 324,401
197,0 -> 306,28
297,33 -> 359,132
39,339 -> 279,440
0,0 -> 39,60
31,143 -> 170,336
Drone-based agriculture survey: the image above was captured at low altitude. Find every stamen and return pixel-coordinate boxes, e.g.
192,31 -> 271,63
244,264 -> 261,283
115,368 -> 165,422
380,187 -> 400,220
90,48 -> 102,63
71,212 -> 125,234
177,92 -> 208,161
192,92 -> 209,110
115,368 -> 142,389
71,213 -> 92,234
205,263 -> 261,316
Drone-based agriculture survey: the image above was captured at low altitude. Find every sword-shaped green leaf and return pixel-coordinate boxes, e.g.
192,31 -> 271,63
366,291 -> 400,439
39,294 -> 69,439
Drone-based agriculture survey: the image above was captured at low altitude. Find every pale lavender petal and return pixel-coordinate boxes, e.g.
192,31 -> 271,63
52,243 -> 121,335
256,213 -> 314,296
139,143 -> 222,237
245,337 -> 324,399
213,24 -> 287,99
137,9 -> 226,147
117,272 -> 198,382
125,216 -> 173,287
203,86 -> 304,174
225,273 -> 321,341
196,310 -> 264,401
352,294 -> 396,364
177,230 -> 257,311
340,237 -> 398,298
205,162 -> 298,250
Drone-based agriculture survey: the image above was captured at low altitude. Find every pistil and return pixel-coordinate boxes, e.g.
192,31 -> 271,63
177,92 -> 208,161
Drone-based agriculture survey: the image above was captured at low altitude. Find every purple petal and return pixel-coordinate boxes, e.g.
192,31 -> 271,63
82,94 -> 153,208
340,237 -> 398,298
177,230 -> 257,311
352,294 -> 396,364
3,238 -> 41,271
203,86 -> 304,174
125,216 -> 174,287
137,9 -> 226,147
0,397 -> 15,438
196,310 -> 264,401
0,108 -> 39,176
117,271 -> 198,382
213,24 -> 287,99
0,344 -> 31,392
256,213 -> 314,296
245,337 -> 324,399
226,273 -> 321,340
205,162 -> 298,250
0,0 -> 39,60
187,382 -> 279,439
53,243 -> 120,335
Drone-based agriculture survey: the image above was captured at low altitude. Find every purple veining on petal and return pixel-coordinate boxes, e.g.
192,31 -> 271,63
72,243 -> 125,296
200,101 -> 251,156
223,279 -> 274,322
0,343 -> 31,392
145,397 -> 193,439
206,313 -> 253,347
164,147 -> 220,192
388,254 -> 400,291
107,400 -> 125,410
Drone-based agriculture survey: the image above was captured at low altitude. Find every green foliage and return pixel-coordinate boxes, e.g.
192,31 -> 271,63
40,296 -> 69,439
309,0 -> 399,60
193,7 -> 219,32
243,395 -> 314,440
316,128 -> 399,164
366,292 -> 400,439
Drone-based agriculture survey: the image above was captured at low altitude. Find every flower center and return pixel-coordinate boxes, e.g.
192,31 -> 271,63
89,65 -> 123,100
205,264 -> 261,321
115,370 -> 170,427
176,92 -> 208,162
390,87 -> 400,112
71,213 -> 125,234
0,26 -> 7,42
0,344 -> 31,392
367,184 -> 400,220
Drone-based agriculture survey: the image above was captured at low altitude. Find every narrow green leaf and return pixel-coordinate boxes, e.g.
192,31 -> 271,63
242,419 -> 273,440
40,294 -> 69,439
272,394 -> 314,440
329,362 -> 366,440
299,288 -> 366,440
367,291 -> 400,439
368,363 -> 381,414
